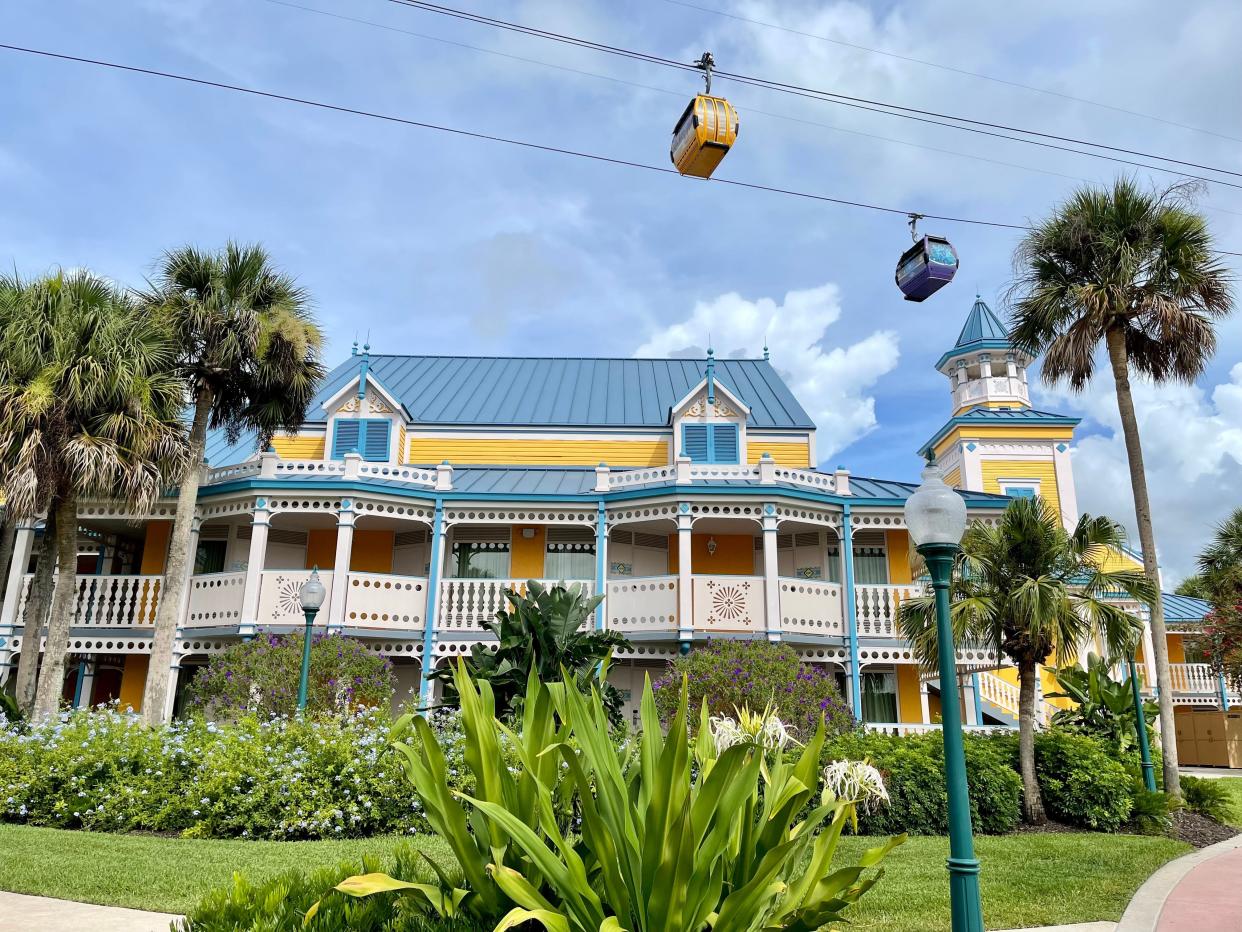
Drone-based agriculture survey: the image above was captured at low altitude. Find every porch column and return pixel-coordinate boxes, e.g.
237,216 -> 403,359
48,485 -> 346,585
676,508 -> 693,646
1219,673 -> 1231,711
1141,618 -> 1157,695
326,501 -> 356,632
163,656 -> 182,721
0,522 -> 37,632
761,507 -> 780,640
964,672 -> 981,725
1033,670 -> 1045,727
841,505 -> 862,719
418,501 -> 446,707
239,499 -> 271,635
174,518 -> 202,629
594,502 -> 607,630
919,680 -> 931,724
72,659 -> 92,708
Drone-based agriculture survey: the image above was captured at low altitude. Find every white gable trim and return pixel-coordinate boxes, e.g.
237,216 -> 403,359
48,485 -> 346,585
667,377 -> 750,424
320,373 -> 408,421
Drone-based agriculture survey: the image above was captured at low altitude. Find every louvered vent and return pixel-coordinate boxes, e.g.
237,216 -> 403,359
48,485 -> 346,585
547,527 -> 594,543
454,526 -> 511,543
268,529 -> 308,546
633,532 -> 668,550
199,524 -> 230,540
395,529 -> 429,547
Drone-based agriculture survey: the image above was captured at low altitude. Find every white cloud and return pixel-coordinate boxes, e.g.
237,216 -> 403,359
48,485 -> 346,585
635,284 -> 899,460
1038,363 -> 1242,585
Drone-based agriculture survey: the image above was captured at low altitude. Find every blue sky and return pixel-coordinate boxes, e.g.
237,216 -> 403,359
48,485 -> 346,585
3,0 -> 1241,581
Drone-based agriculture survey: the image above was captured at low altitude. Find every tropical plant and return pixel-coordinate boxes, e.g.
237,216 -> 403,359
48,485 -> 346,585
898,496 -> 1153,823
1047,653 -> 1157,754
429,580 -> 629,723
0,270 -> 189,721
1127,787 -> 1173,836
652,639 -> 855,738
1188,508 -> 1242,691
1181,774 -> 1236,824
140,243 -> 325,724
183,631 -> 396,717
1008,177 -> 1234,797
322,662 -> 902,930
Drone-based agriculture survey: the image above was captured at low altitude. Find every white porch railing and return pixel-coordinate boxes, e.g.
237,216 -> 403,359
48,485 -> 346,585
854,584 -> 921,637
186,572 -> 246,627
1140,663 -> 1218,695
256,569 -> 335,625
602,461 -> 844,493
864,722 -> 1011,736
976,670 -> 1059,725
437,579 -> 595,634
344,572 -> 427,629
15,573 -> 162,628
693,575 -> 765,633
607,576 -> 679,633
779,579 -> 845,636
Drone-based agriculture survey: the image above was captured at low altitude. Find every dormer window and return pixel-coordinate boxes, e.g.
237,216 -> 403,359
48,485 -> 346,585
682,423 -> 739,464
331,418 -> 391,462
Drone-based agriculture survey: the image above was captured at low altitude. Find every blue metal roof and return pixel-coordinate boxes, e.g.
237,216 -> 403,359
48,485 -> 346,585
309,355 -> 815,430
204,428 -> 262,468
935,297 -> 1016,369
1163,591 -> 1211,623
918,408 -> 1082,458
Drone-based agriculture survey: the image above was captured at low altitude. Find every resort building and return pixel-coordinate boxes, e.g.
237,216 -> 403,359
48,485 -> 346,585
0,297 -> 1234,727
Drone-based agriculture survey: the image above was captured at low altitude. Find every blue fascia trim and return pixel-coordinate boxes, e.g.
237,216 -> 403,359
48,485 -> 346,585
934,339 -> 1015,371
917,412 -> 1083,458
841,503 -> 862,719
595,500 -> 607,631
198,476 -> 1009,511
419,499 -> 445,708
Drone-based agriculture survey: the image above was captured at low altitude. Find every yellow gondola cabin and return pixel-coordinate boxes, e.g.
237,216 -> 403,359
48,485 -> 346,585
670,94 -> 739,179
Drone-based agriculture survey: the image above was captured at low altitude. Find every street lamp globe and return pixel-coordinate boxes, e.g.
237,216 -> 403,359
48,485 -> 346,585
299,567 -> 327,612
904,461 -> 967,548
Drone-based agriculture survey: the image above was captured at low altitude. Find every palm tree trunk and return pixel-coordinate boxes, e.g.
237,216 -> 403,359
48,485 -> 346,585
0,520 -> 16,598
1018,658 -> 1046,824
141,389 -> 213,725
13,512 -> 56,715
1105,328 -> 1180,798
31,495 -> 80,721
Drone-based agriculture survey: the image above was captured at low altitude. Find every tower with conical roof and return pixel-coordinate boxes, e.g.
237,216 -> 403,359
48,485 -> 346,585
918,294 -> 1081,528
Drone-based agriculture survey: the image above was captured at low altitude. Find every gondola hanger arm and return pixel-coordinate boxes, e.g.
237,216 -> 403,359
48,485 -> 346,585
694,51 -> 715,94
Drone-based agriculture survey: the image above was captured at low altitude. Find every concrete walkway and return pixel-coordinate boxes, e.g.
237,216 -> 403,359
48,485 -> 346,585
1179,766 -> 1242,779
1118,835 -> 1242,931
0,891 -> 179,931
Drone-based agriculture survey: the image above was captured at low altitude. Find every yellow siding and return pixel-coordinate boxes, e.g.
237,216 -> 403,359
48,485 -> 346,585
933,425 -> 1074,459
118,655 -> 149,713
273,435 -> 326,459
306,528 -> 336,570
943,468 -> 961,488
511,526 -> 547,578
1098,546 -> 1144,573
351,530 -> 394,573
405,438 -> 669,467
746,440 -> 812,467
886,530 -> 913,584
980,459 -> 1061,516
1167,634 -> 1186,664
896,664 -> 924,723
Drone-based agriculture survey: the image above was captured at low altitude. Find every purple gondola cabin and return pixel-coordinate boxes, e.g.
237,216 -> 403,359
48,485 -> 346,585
895,234 -> 959,301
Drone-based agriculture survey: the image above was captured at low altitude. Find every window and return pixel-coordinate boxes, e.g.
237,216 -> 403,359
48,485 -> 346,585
545,538 -> 596,580
451,541 -> 510,578
853,546 -> 889,585
682,422 -> 740,464
1002,485 -> 1037,499
194,540 -> 227,575
331,418 -> 391,462
861,671 -> 898,723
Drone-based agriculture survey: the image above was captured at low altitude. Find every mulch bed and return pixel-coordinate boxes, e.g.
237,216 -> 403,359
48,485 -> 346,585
1010,818 -> 1089,835
1170,810 -> 1239,848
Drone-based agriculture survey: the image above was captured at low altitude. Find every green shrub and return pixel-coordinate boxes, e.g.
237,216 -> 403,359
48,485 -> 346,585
178,847 -> 485,931
185,631 -> 395,717
1182,775 -> 1235,823
1031,731 -> 1133,830
1128,787 -> 1174,835
652,639 -> 855,739
817,731 -> 1021,835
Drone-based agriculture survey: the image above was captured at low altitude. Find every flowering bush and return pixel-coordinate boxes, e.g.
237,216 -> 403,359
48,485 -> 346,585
652,639 -> 856,738
184,631 -> 395,717
0,705 -> 495,839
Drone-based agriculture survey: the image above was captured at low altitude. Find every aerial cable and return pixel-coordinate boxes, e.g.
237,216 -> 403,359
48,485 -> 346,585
658,0 -> 1242,145
383,0 -> 1242,181
4,41 -> 1242,259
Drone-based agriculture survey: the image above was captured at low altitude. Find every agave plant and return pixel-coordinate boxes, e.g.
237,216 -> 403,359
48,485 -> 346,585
315,662 -> 902,930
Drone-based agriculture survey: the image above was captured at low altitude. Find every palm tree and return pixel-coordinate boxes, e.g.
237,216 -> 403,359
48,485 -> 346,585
0,270 -> 189,721
898,497 -> 1153,823
1008,177 -> 1233,797
1193,508 -> 1242,690
139,243 -> 324,723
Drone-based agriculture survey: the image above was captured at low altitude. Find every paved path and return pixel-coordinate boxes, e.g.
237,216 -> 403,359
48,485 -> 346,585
0,891 -> 179,931
1179,766 -> 1242,779
1118,835 -> 1242,931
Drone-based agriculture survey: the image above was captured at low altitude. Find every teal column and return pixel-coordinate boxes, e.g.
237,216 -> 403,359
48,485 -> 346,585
1220,672 -> 1232,711
1129,658 -> 1157,792
418,499 -> 445,708
594,501 -> 607,631
921,541 -> 984,932
296,605 -> 318,712
970,672 -> 983,725
841,503 -> 862,718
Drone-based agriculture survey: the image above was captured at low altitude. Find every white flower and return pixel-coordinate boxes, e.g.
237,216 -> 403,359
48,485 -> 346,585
822,759 -> 889,811
709,706 -> 794,755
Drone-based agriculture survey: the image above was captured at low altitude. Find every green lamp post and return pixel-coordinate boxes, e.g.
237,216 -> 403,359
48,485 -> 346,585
296,567 -> 327,712
905,461 -> 983,932
1128,655 -> 1157,792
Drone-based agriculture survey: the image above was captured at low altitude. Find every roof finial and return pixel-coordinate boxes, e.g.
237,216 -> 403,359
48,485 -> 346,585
705,342 -> 716,405
351,333 -> 359,357
763,331 -> 770,361
362,330 -> 371,357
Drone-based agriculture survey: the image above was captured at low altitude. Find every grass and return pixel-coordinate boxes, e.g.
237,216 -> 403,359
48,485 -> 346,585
1218,777 -> 1242,827
0,824 -> 1188,929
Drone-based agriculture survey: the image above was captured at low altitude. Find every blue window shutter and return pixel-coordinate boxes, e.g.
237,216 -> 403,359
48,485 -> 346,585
1004,486 -> 1036,499
711,424 -> 739,464
331,420 -> 361,459
361,419 -> 391,462
683,424 -> 709,462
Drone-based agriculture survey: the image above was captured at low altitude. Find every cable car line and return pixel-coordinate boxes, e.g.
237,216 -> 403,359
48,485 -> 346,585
4,41 -> 1241,261
383,0 -> 1242,181
658,0 -> 1242,145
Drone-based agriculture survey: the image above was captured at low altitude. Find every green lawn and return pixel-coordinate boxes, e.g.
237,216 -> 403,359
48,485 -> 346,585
1219,777 -> 1242,827
0,824 -> 1188,930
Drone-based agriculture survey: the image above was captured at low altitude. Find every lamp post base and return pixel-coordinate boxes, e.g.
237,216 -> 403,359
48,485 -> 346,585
948,857 -> 984,932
